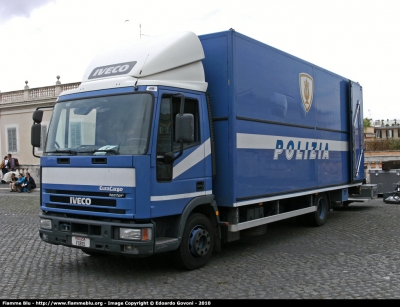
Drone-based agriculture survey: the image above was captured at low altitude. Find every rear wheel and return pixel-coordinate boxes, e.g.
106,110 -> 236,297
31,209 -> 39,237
174,213 -> 214,270
304,193 -> 329,227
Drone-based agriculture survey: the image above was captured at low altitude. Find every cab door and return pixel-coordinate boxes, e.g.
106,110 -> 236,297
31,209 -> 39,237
350,81 -> 365,182
150,90 -> 211,218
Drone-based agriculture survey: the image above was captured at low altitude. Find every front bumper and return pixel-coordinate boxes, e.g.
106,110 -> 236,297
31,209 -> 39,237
39,214 -> 154,257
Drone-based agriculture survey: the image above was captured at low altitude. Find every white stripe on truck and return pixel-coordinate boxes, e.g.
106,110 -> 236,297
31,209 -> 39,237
42,167 -> 136,187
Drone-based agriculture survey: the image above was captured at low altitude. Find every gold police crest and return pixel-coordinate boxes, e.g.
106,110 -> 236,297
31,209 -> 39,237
299,73 -> 314,113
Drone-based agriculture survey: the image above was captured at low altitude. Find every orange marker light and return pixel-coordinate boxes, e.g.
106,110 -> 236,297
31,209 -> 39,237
142,228 -> 151,241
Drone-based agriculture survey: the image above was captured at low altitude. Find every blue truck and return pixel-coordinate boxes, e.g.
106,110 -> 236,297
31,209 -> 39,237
31,29 -> 366,270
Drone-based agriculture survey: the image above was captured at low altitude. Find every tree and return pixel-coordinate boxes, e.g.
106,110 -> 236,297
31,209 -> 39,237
364,118 -> 372,127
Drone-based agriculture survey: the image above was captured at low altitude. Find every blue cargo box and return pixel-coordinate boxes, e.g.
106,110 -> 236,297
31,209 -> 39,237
199,31 -> 364,207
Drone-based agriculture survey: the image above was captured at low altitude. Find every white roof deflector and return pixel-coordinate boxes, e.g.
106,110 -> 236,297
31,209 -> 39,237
78,31 -> 208,92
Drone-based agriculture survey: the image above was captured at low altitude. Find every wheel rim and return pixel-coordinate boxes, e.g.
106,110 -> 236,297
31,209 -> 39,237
317,197 -> 327,219
188,225 -> 211,258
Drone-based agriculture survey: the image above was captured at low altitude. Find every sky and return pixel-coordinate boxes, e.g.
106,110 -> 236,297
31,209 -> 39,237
0,0 -> 399,122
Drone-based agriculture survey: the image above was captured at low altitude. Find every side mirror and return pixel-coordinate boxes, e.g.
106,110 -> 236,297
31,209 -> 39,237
175,113 -> 194,143
31,124 -> 41,147
32,110 -> 44,124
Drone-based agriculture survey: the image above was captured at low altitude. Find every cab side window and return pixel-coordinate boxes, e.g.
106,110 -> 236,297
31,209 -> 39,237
156,95 -> 200,181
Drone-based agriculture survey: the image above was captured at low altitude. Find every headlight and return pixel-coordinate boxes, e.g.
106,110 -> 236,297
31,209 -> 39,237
120,228 -> 141,240
40,218 -> 52,230
119,228 -> 152,241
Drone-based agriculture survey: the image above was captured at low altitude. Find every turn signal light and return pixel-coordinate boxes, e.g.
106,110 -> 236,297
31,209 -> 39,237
142,228 -> 152,241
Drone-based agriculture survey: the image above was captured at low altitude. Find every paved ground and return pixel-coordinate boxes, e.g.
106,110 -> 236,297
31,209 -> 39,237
1,185 -> 400,299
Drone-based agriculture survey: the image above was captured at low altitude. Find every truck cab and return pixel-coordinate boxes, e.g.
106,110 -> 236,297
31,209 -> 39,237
32,31 -> 219,270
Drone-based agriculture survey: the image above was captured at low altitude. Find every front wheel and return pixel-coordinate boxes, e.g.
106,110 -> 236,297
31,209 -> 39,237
304,193 -> 329,227
174,213 -> 214,270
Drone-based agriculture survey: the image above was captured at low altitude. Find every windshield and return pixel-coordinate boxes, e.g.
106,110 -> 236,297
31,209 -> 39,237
45,93 -> 153,155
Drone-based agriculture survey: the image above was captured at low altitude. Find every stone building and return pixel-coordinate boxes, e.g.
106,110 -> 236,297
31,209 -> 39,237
0,77 -> 80,181
364,120 -> 400,182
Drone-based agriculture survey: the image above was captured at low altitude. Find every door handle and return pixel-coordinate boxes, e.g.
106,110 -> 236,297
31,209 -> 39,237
196,181 -> 204,191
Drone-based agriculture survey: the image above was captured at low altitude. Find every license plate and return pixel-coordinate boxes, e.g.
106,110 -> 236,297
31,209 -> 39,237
72,236 -> 90,247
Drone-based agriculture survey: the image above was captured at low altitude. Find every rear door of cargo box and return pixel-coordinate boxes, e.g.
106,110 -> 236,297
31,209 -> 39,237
350,81 -> 365,182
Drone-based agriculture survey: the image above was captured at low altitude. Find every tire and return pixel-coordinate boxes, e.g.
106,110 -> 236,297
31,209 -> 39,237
174,213 -> 214,270
304,193 -> 329,227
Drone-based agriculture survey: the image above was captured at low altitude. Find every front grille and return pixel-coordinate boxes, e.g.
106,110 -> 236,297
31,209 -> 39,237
46,203 -> 124,214
44,189 -> 128,214
50,195 -> 116,207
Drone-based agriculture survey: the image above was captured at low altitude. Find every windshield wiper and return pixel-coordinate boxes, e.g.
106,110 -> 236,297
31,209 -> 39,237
46,149 -> 77,155
92,148 -> 119,155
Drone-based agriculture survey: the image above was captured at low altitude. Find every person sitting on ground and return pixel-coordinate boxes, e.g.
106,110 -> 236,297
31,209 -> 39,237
22,172 -> 36,193
9,173 -> 17,192
14,173 -> 26,193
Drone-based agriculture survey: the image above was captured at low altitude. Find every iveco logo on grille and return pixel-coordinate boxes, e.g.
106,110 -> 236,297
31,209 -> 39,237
70,197 -> 92,205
